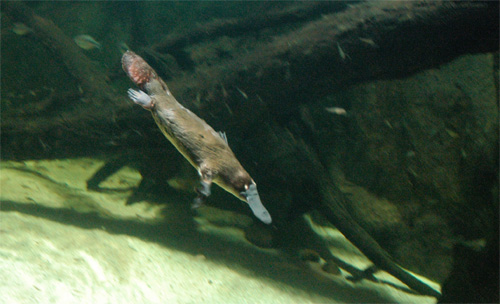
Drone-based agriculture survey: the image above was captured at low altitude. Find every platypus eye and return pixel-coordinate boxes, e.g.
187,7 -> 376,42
244,184 -> 249,190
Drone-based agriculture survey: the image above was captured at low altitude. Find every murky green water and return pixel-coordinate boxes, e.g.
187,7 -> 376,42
1,2 -> 498,303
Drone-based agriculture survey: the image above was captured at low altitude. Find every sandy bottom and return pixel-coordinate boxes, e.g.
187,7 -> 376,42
0,157 -> 439,303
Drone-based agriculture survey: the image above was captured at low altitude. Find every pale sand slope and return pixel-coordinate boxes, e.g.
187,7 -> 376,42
0,158 -> 438,304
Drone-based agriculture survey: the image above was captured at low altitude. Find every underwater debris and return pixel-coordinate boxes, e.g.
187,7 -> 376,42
222,101 -> 233,116
336,42 -> 351,61
73,34 -> 102,50
325,107 -> 347,116
405,150 -> 416,158
37,137 -> 51,151
359,37 -> 378,48
12,22 -> 33,35
445,128 -> 459,138
384,119 -> 393,129
235,87 -> 248,99
220,84 -> 229,99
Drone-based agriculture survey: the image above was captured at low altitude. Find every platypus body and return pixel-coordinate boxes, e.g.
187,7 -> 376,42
122,51 -> 271,224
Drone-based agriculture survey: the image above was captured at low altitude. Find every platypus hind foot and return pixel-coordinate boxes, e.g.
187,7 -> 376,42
192,180 -> 212,209
192,196 -> 205,209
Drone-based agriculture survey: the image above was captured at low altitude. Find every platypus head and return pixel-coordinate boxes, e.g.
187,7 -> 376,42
240,182 -> 272,224
229,172 -> 272,224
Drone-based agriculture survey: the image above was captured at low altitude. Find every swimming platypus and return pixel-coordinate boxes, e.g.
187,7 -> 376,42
122,51 -> 272,224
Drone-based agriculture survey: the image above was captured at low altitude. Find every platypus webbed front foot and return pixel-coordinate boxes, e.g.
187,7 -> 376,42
127,88 -> 153,109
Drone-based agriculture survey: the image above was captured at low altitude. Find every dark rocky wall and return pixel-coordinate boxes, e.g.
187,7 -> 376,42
299,53 -> 498,283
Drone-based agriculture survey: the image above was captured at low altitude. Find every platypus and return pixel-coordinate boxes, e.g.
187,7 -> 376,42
122,51 -> 272,224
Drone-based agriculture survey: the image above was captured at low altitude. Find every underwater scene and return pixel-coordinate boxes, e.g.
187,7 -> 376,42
1,1 -> 498,303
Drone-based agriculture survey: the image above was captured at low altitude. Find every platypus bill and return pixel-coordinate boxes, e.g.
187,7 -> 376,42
122,51 -> 272,224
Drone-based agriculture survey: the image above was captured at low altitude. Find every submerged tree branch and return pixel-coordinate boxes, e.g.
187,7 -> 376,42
170,0 -> 498,112
3,1 -> 118,104
2,1 -> 497,157
151,2 -> 349,53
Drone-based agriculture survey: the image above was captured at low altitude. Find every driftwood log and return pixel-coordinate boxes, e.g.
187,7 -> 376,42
150,2 -> 348,53
2,0 -> 498,298
2,1 -> 497,157
1,1 -> 132,159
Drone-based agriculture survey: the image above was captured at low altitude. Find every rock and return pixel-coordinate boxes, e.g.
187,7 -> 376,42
244,223 -> 274,248
298,249 -> 321,262
322,260 -> 342,275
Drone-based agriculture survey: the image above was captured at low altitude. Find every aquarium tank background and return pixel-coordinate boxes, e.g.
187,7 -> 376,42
1,1 -> 498,303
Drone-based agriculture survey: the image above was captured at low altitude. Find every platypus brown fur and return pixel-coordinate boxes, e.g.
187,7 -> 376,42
122,51 -> 271,224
